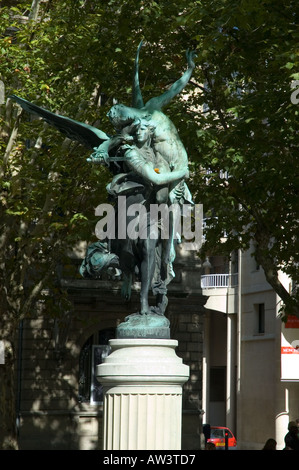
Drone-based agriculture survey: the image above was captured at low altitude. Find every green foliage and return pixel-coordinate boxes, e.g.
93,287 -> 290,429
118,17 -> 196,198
0,0 -> 298,319
167,0 -> 299,314
0,1 -> 115,323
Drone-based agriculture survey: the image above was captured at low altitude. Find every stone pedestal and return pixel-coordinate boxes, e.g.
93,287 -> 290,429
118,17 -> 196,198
97,339 -> 189,450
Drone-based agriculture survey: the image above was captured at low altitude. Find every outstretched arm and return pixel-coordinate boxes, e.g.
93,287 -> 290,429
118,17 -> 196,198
132,40 -> 145,109
144,50 -> 197,111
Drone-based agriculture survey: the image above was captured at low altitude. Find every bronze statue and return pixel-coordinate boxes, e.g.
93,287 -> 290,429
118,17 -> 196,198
10,41 -> 196,321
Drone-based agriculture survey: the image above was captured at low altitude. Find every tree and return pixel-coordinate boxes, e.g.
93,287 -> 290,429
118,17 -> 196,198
166,0 -> 299,318
0,0 -> 126,448
0,0 -> 198,449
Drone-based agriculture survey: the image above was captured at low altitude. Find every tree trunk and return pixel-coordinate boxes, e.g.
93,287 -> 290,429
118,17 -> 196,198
255,228 -> 297,318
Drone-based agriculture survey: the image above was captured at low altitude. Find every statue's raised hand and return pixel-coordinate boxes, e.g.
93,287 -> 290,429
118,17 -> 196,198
186,49 -> 197,69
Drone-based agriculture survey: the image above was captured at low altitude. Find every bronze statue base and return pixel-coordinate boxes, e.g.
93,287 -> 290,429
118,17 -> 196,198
116,313 -> 170,339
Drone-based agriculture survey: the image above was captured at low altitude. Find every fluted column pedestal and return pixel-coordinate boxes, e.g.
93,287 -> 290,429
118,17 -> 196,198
97,339 -> 189,450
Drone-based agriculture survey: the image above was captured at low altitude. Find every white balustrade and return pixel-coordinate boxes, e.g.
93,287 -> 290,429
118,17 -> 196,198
201,273 -> 238,289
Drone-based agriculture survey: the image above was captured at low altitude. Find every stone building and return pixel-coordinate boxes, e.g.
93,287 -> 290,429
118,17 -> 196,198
201,245 -> 299,450
15,241 -> 299,450
16,245 -> 207,450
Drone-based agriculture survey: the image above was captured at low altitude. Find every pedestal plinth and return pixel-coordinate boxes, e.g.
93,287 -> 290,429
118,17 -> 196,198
97,339 -> 189,450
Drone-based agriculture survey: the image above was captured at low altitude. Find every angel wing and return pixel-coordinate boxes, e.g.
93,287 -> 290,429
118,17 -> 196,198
9,94 -> 110,149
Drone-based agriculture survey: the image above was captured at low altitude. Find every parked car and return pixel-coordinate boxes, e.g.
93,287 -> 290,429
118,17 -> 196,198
206,426 -> 237,449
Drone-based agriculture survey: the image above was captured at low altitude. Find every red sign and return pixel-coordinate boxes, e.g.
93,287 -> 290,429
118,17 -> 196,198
285,315 -> 299,329
281,346 -> 299,354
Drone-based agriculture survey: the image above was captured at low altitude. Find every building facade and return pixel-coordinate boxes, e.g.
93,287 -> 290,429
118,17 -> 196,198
15,242 -> 299,450
201,245 -> 299,450
17,245 -> 206,450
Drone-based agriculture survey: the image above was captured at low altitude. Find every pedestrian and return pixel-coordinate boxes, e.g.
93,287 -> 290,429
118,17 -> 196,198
284,421 -> 299,450
205,442 -> 216,450
262,438 -> 277,450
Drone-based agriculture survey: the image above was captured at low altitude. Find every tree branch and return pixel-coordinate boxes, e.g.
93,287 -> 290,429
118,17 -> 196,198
254,227 -> 297,317
1,108 -> 23,178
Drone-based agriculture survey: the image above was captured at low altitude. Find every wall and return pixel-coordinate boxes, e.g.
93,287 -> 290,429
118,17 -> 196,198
17,249 -> 207,450
237,249 -> 299,450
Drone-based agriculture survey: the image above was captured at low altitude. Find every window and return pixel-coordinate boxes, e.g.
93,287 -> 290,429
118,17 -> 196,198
90,345 -> 111,404
255,303 -> 265,334
78,328 -> 115,404
210,367 -> 226,402
210,428 -> 224,439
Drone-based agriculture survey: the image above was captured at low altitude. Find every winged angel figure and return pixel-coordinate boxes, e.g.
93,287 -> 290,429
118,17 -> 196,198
10,41 -> 196,316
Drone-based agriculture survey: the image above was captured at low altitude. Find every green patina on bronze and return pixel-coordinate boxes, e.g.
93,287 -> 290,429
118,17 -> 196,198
10,42 -> 196,337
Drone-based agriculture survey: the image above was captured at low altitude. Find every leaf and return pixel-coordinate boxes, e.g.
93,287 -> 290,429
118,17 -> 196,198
70,213 -> 88,224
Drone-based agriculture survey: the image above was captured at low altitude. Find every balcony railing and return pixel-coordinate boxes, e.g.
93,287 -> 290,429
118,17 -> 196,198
201,273 -> 238,289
